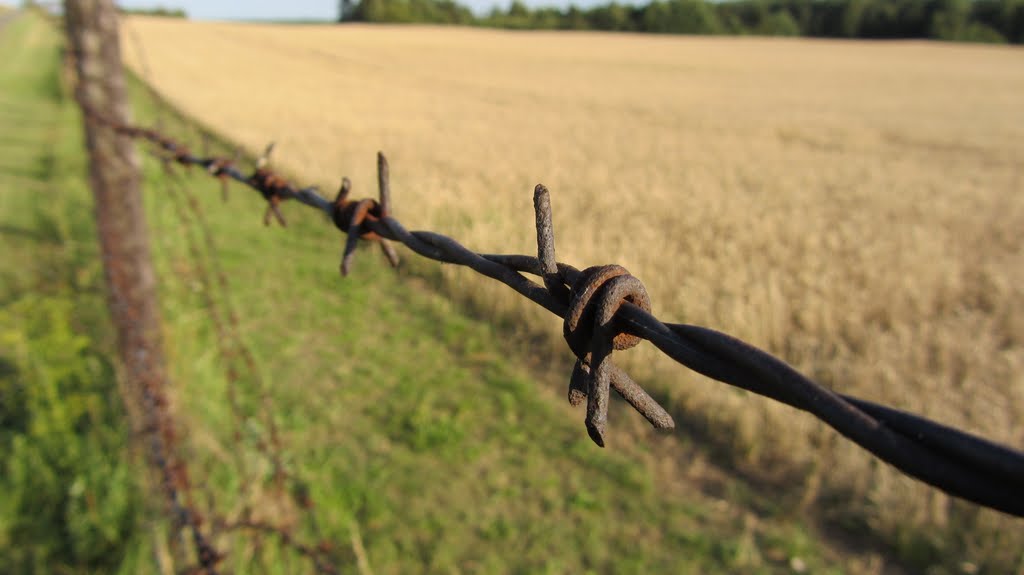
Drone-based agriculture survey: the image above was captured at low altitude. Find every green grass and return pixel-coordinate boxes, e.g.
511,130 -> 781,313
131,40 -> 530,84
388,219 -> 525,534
0,13 -> 151,574
0,11 -> 903,574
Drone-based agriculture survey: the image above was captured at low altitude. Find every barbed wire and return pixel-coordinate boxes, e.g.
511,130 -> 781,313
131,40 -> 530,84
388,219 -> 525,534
79,103 -> 1024,519
155,156 -> 337,575
61,55 -> 226,575
135,363 -> 223,574
71,26 -> 341,573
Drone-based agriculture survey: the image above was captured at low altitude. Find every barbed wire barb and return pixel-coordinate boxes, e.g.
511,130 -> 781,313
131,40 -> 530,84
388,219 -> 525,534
330,152 -> 400,275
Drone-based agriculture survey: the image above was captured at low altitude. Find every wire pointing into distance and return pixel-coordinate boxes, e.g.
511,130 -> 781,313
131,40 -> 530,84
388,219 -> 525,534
82,104 -> 1024,519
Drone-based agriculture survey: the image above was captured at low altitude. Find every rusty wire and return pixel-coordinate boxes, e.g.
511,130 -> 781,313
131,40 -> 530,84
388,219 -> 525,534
104,30 -> 336,572
215,519 -> 336,574
131,335 -> 223,574
141,128 -> 337,574
81,104 -> 1024,518
66,75 -> 225,574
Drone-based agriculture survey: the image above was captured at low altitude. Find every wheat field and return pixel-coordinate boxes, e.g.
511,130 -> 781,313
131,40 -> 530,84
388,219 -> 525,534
121,17 -> 1024,569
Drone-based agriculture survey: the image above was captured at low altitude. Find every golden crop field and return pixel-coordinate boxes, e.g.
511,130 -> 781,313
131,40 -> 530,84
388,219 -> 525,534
122,16 -> 1024,568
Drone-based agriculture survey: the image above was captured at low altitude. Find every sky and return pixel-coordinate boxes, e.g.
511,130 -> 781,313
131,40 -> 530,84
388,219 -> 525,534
116,0 -> 608,20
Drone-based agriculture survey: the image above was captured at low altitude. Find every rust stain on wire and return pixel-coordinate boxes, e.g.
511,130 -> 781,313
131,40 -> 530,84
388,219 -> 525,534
81,104 -> 1024,519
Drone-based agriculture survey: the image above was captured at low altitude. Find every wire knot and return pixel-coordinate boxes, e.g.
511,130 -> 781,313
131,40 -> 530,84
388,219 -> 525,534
531,185 -> 672,445
330,189 -> 384,240
562,265 -> 654,447
328,153 -> 401,276
248,168 -> 291,227
563,264 -> 650,358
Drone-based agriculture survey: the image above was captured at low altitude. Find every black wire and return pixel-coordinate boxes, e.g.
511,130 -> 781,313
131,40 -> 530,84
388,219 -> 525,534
106,116 -> 1024,518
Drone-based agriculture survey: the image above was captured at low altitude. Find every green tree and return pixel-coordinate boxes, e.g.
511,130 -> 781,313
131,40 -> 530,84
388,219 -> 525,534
930,0 -> 971,39
588,2 -> 634,31
642,0 -> 721,34
996,0 -> 1024,42
562,5 -> 590,30
841,0 -> 867,37
508,0 -> 529,18
530,7 -> 563,29
340,0 -> 356,21
758,10 -> 801,36
958,20 -> 1007,42
349,0 -> 471,24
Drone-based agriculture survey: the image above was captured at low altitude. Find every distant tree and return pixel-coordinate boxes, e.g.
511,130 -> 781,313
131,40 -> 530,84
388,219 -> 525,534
712,0 -> 756,34
930,0 -> 971,39
116,5 -> 187,18
345,0 -> 1023,44
508,0 -> 528,18
786,0 -> 816,31
1007,0 -> 1024,42
501,0 -> 531,28
348,0 -> 471,24
893,0 -> 931,37
339,0 -> 356,21
642,0 -> 721,34
840,0 -> 866,37
975,0 -> 1024,41
962,22 -> 1007,41
588,2 -> 634,31
758,9 -> 801,36
530,7 -> 563,29
856,1 -> 903,38
562,5 -> 589,30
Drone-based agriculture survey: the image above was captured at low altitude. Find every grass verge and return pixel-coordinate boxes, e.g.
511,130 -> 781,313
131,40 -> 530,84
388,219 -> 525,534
0,13 -> 150,573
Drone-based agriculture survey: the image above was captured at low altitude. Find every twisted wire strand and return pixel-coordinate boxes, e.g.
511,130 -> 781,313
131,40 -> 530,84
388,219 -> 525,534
70,30 -> 332,571
146,130 -> 338,575
83,105 -> 1024,518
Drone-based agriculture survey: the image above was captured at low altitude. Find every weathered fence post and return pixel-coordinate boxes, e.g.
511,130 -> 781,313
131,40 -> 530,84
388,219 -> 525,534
64,0 -> 167,410
64,2 -> 219,571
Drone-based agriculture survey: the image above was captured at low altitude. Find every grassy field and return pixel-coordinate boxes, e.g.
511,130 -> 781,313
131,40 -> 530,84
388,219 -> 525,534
117,16 -> 1024,572
0,12 -> 915,574
0,12 -> 146,572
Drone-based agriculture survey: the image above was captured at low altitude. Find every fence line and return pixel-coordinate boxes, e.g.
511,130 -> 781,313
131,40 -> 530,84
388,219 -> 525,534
65,20 -> 342,572
60,2 -> 234,572
77,102 -> 1024,520
158,157 -> 336,574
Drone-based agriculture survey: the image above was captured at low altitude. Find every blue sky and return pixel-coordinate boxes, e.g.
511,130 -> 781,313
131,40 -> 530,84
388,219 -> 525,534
117,0 -> 607,20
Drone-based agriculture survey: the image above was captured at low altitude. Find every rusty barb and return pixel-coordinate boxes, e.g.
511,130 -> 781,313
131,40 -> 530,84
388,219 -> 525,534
329,153 -> 400,276
533,186 -> 674,446
88,107 -> 1024,519
248,143 -> 293,227
82,103 -> 319,228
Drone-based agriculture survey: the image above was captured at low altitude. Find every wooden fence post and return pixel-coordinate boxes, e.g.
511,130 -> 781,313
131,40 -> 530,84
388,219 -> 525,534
64,2 -> 219,571
64,0 -> 168,413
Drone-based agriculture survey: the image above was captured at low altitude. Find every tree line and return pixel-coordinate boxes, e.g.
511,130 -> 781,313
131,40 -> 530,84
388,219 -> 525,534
115,6 -> 188,18
339,0 -> 1024,43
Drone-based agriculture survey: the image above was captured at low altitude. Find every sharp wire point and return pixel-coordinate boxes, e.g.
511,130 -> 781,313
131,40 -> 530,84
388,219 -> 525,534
377,152 -> 391,216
